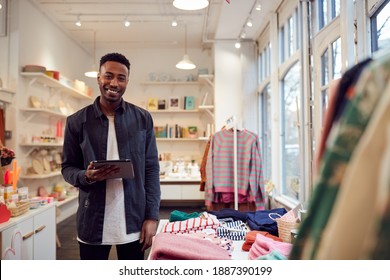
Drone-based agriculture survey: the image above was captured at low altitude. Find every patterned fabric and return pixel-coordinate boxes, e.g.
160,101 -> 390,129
149,233 -> 231,260
290,50 -> 390,259
315,80 -> 390,259
205,129 -> 265,210
216,220 -> 250,241
162,212 -> 220,234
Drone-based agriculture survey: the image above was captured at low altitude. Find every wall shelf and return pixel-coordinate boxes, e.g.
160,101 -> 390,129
21,72 -> 92,100
20,171 -> 62,179
20,143 -> 63,147
149,109 -> 199,113
0,88 -> 16,103
140,81 -> 199,86
156,138 -> 208,142
20,108 -> 67,118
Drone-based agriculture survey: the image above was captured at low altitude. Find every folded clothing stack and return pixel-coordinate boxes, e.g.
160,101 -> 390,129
248,233 -> 292,260
242,230 -> 283,251
149,233 -> 232,260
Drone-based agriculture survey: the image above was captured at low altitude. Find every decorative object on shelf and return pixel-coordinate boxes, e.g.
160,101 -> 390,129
188,126 -> 198,138
184,96 -> 195,110
169,97 -> 180,109
29,96 -> 41,108
147,98 -> 158,110
158,99 -> 167,110
22,65 -> 46,73
0,203 -> 11,223
176,24 -> 196,70
32,159 -> 44,175
1,146 -> 15,167
148,72 -> 157,81
45,70 -> 60,81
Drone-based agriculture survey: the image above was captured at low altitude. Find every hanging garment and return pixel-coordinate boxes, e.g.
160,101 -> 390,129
315,80 -> 390,259
199,137 -> 211,191
205,129 -> 265,210
290,49 -> 390,259
315,58 -> 372,174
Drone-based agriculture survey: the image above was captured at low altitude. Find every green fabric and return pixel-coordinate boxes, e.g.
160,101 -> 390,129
257,250 -> 287,260
290,50 -> 390,259
169,210 -> 200,222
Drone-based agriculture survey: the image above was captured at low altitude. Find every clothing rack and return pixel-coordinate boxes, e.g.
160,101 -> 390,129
225,116 -> 238,210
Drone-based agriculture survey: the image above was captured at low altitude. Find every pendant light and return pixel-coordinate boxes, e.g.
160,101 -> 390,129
173,0 -> 209,11
84,31 -> 98,78
176,24 -> 196,70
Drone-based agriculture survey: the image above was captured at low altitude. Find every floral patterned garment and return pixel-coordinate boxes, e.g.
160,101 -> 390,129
290,49 -> 390,259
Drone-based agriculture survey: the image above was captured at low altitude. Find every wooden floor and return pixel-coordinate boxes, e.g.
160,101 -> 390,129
56,204 -> 205,260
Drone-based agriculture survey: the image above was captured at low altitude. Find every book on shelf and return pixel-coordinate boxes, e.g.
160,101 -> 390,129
184,96 -> 195,110
147,98 -> 158,110
158,99 -> 166,110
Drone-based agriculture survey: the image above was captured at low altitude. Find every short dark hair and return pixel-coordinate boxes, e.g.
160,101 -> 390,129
99,53 -> 130,71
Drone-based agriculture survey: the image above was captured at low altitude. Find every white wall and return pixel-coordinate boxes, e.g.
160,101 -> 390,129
213,41 -> 258,132
4,0 -> 93,194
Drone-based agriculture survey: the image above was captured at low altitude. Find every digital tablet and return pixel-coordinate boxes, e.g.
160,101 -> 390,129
92,159 -> 134,179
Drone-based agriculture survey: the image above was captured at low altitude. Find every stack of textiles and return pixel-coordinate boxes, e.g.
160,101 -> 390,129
162,212 -> 220,234
246,208 -> 287,236
248,233 -> 292,260
149,233 -> 232,260
217,219 -> 250,241
242,230 -> 283,251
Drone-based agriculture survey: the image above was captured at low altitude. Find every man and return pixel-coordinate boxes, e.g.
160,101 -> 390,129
61,52 -> 161,260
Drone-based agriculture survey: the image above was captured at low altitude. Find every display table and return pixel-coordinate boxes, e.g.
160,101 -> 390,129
153,219 -> 249,260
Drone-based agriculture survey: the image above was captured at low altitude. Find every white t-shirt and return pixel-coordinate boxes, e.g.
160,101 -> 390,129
102,116 -> 140,244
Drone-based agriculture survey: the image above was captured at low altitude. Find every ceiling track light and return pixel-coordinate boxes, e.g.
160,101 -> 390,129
240,30 -> 246,39
124,17 -> 130,27
171,17 -> 178,27
246,17 -> 253,27
75,15 -> 81,27
173,0 -> 209,11
235,40 -> 241,49
176,24 -> 196,70
255,1 -> 262,11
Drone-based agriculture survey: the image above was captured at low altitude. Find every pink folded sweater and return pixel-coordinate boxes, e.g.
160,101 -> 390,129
149,233 -> 231,260
248,233 -> 292,260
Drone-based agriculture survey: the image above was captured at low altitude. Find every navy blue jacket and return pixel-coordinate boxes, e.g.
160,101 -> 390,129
61,97 -> 160,244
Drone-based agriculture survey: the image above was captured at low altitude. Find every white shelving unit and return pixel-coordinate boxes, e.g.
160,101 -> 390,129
20,72 -> 92,100
145,77 -> 214,142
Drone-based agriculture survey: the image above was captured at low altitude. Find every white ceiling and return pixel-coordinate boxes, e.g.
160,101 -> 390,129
30,0 -> 279,54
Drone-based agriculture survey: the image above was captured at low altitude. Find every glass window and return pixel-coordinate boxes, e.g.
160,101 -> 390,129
332,37 -> 342,79
260,84 -> 272,181
259,43 -> 271,82
288,16 -> 294,57
319,37 -> 341,117
371,0 -> 390,52
318,0 -> 341,30
280,26 -> 285,63
281,63 -> 301,200
321,49 -> 329,86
